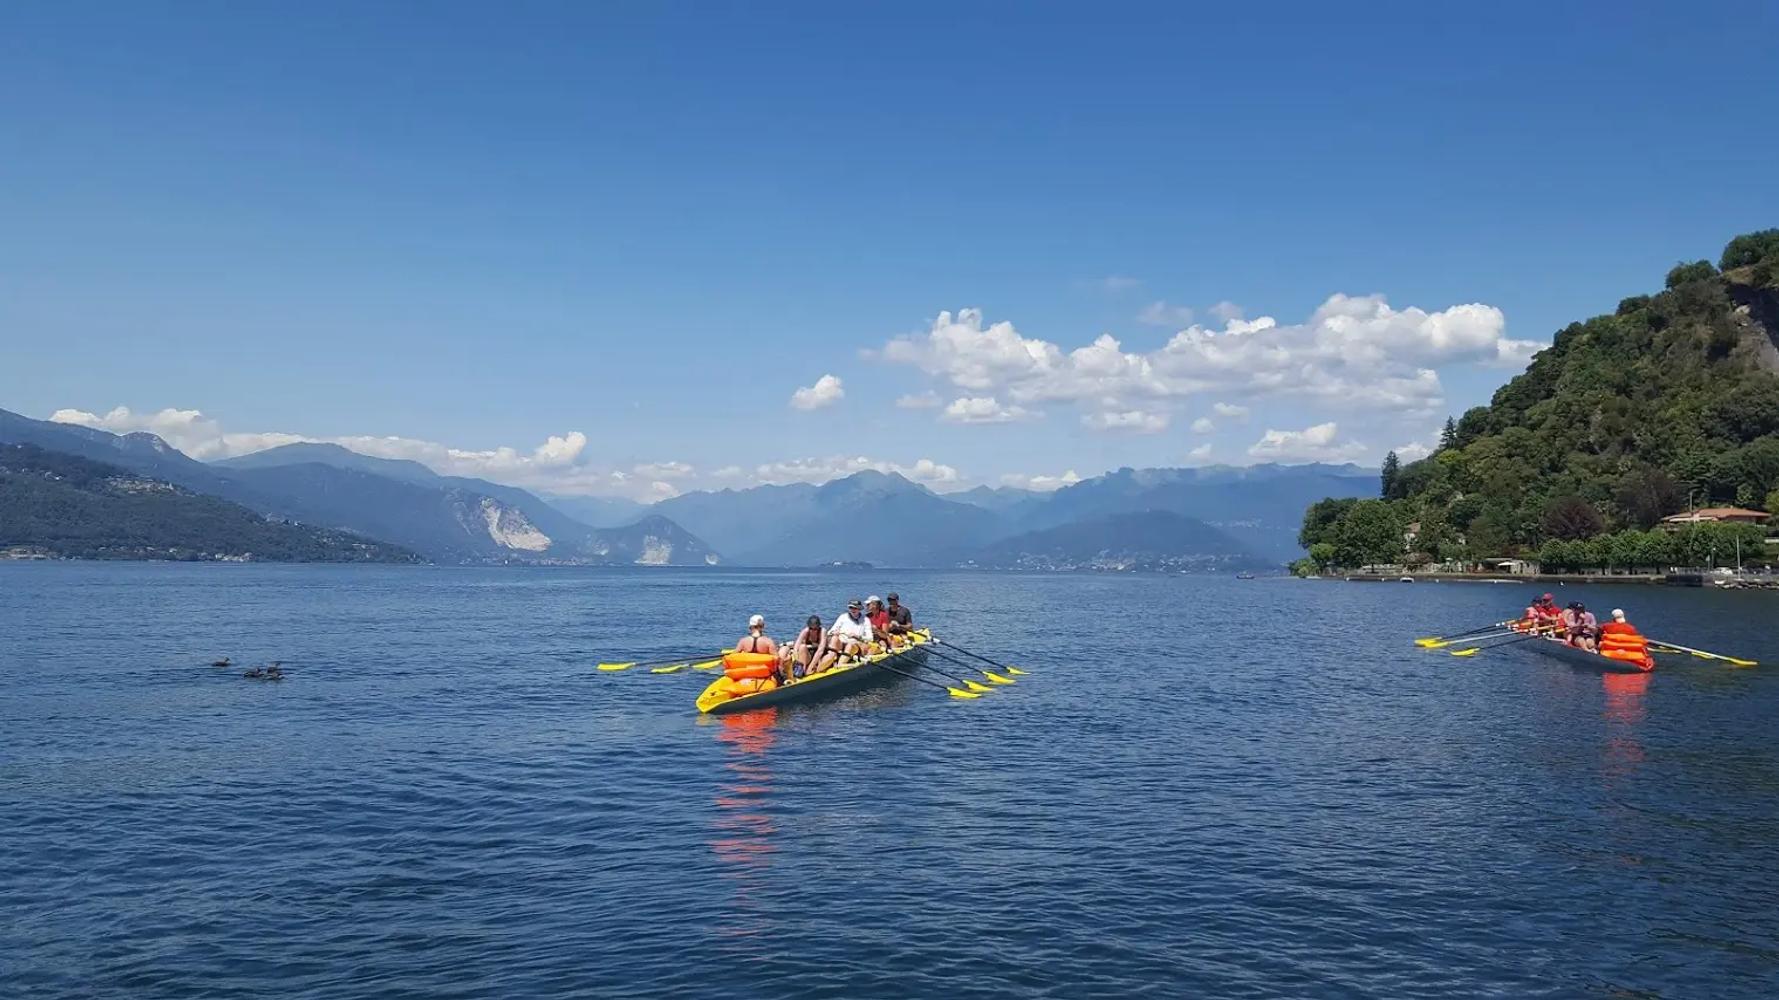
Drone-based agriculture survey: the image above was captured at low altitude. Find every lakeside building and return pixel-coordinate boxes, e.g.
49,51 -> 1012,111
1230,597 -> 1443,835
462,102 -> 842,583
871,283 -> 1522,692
1659,507 -> 1770,529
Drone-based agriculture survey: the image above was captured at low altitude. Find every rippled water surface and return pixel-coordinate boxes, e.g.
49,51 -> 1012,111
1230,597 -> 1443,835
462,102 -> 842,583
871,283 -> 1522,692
3,564 -> 1778,998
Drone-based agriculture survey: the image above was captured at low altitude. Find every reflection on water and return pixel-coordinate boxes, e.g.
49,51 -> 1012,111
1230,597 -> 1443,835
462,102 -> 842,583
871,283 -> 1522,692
710,710 -> 780,942
1601,671 -> 1650,785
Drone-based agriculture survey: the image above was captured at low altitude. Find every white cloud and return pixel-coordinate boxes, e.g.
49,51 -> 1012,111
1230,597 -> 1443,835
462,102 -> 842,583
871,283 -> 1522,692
1186,443 -> 1214,462
895,391 -> 941,409
1212,402 -> 1249,420
1210,301 -> 1245,323
876,296 -> 1537,419
1246,421 -> 1369,463
50,406 -> 305,460
632,460 -> 695,480
48,405 -> 676,500
1190,416 -> 1215,434
753,455 -> 960,486
1096,275 -> 1141,292
790,374 -> 845,411
1000,469 -> 1082,491
1391,440 -> 1433,462
1083,409 -> 1169,433
940,396 -> 1035,425
1137,301 -> 1195,327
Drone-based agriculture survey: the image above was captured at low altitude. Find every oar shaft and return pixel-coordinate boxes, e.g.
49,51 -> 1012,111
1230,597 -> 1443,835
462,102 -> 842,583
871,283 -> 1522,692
877,661 -> 968,695
936,640 -> 1011,670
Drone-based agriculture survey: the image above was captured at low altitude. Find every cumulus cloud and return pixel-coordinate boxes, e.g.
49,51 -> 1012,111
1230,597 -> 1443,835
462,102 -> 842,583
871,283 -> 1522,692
790,374 -> 845,411
1209,301 -> 1245,323
1186,443 -> 1214,462
876,296 -> 1537,419
51,406 -> 305,460
1083,409 -> 1169,433
895,391 -> 941,409
940,396 -> 1035,425
1246,422 -> 1368,463
1000,469 -> 1083,491
1190,416 -> 1215,434
1391,440 -> 1433,462
1212,402 -> 1249,420
1137,301 -> 1195,327
48,405 -> 675,500
1095,275 -> 1141,292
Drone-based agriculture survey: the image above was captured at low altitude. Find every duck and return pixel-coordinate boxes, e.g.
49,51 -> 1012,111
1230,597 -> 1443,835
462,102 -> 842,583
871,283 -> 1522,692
243,661 -> 285,681
210,657 -> 232,667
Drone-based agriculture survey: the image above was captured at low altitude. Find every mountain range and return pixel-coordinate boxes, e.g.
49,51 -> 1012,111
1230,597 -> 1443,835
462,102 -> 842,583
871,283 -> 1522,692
1,406 -> 1375,569
1,443 -> 419,563
0,410 -> 715,566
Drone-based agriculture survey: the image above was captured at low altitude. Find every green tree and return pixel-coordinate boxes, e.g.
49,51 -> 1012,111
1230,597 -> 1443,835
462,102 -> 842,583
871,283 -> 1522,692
1308,541 -> 1336,571
1439,417 -> 1458,450
1541,495 -> 1605,540
1720,228 -> 1779,270
1614,468 -> 1685,528
1666,259 -> 1718,288
1330,500 -> 1404,568
1380,450 -> 1401,499
1299,497 -> 1359,549
1767,488 -> 1779,526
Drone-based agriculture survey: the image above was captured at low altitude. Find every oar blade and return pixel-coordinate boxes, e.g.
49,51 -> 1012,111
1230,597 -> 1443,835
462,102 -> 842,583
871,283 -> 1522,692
1449,648 -> 1480,657
650,664 -> 687,674
1005,666 -> 1029,675
597,662 -> 636,671
982,672 -> 1015,685
947,687 -> 981,699
691,658 -> 723,670
965,680 -> 993,693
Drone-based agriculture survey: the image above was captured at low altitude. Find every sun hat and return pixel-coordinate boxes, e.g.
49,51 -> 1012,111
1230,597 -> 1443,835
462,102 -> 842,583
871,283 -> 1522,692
1611,609 -> 1625,621
748,614 -> 764,628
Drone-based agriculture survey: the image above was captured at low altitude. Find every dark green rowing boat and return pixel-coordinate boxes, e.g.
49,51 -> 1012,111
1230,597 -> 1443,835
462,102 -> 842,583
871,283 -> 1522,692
695,633 -> 931,715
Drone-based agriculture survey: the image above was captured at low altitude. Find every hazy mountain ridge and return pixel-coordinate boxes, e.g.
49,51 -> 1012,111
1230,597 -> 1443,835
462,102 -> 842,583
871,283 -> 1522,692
965,510 -> 1269,572
0,443 -> 420,563
0,410 -> 717,566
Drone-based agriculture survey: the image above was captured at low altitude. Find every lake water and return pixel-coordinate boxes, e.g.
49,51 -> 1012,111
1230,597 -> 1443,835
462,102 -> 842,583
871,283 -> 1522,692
2,564 -> 1777,999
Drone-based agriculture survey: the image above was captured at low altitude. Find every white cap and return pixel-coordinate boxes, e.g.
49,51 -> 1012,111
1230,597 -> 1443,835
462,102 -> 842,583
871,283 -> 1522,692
1611,609 -> 1625,621
748,614 -> 765,628
866,594 -> 882,605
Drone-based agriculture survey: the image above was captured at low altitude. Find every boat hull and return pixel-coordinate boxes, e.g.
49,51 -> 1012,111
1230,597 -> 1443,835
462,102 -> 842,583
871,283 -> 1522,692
1524,634 -> 1653,673
697,643 -> 930,715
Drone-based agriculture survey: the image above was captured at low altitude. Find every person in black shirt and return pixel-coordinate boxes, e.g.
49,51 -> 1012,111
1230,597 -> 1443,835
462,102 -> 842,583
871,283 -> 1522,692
884,592 -> 913,637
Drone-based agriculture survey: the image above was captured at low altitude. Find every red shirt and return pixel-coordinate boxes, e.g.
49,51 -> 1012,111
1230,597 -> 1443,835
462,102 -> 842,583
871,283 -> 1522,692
868,609 -> 889,631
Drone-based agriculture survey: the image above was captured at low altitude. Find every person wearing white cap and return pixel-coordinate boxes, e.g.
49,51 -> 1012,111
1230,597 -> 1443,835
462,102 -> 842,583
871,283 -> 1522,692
735,613 -> 776,661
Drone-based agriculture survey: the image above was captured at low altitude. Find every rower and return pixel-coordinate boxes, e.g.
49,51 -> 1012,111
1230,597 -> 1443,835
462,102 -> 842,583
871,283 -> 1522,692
884,592 -> 913,639
736,614 -> 777,660
1598,608 -> 1640,638
782,614 -> 824,679
817,599 -> 875,672
1562,602 -> 1598,651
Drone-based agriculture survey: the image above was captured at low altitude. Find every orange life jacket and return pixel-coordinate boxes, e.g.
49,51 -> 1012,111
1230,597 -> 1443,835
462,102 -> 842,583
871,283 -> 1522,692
723,651 -> 777,680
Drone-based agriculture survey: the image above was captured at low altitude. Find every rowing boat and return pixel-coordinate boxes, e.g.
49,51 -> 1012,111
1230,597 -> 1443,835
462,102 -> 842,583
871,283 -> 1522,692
1521,632 -> 1655,673
695,631 -> 932,715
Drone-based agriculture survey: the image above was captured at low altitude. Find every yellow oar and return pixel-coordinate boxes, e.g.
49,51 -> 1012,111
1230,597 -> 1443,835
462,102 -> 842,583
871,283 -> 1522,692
1422,629 -> 1517,649
599,648 -> 734,673
924,645 -> 1014,684
876,660 -> 980,699
1414,621 -> 1511,647
931,637 -> 1028,677
1647,639 -> 1758,668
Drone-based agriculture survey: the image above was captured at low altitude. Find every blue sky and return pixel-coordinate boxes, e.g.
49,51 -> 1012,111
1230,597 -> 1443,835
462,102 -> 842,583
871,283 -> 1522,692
4,2 -> 1776,499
